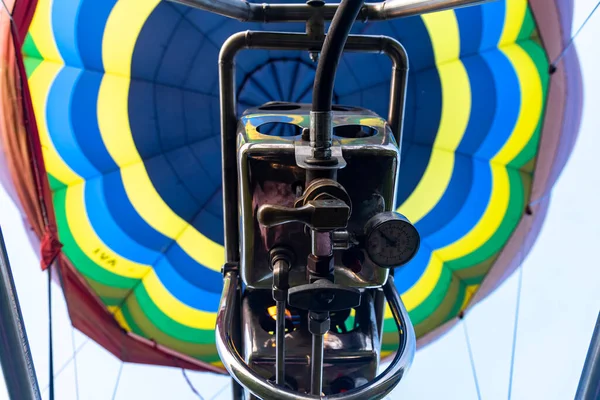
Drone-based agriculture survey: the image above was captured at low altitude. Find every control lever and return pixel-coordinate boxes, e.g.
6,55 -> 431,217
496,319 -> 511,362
288,279 -> 361,396
257,199 -> 350,231
288,279 -> 361,312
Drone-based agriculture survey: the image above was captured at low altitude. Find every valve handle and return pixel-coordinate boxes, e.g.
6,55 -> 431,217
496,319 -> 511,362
287,279 -> 361,312
257,199 -> 350,231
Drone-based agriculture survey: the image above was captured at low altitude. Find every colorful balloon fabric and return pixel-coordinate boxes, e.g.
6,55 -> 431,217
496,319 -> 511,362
0,0 -> 582,371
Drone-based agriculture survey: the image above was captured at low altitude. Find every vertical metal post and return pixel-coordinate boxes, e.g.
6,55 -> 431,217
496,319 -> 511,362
0,227 -> 41,400
575,311 -> 600,400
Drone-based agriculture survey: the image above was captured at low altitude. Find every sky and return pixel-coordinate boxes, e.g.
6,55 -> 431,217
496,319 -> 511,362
1,1 -> 600,399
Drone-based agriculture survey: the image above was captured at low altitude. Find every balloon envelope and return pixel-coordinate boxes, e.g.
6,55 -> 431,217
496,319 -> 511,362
0,0 -> 583,371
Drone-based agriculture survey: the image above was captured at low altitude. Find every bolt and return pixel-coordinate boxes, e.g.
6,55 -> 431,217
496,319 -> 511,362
317,291 -> 335,305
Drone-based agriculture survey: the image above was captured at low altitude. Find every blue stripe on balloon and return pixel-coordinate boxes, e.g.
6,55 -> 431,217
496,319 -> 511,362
395,67 -> 442,207
394,244 -> 434,293
103,171 -> 173,251
153,258 -> 221,312
96,172 -> 223,296
84,177 -> 159,265
76,0 -> 118,70
396,145 -> 433,209
479,0 -> 507,51
415,153 -> 474,238
52,0 -> 83,67
190,195 -> 224,245
456,55 -> 496,155
424,158 -> 492,249
456,5 -> 483,58
164,244 -> 223,294
46,67 -> 99,180
71,70 -> 119,173
473,49 -> 520,159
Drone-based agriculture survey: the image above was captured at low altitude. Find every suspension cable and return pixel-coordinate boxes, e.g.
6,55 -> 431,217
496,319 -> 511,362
181,369 -> 205,400
462,318 -> 482,400
70,327 -> 80,400
47,267 -> 54,400
111,363 -> 124,400
550,0 -> 600,72
507,246 -> 526,400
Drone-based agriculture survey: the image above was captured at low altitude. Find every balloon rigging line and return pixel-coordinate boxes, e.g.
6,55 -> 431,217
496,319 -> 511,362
42,339 -> 90,392
48,267 -> 55,400
507,248 -> 526,400
71,327 -> 80,400
209,381 -> 231,400
0,0 -> 12,22
182,369 -> 205,400
462,319 -> 482,400
111,362 -> 124,400
551,0 -> 600,72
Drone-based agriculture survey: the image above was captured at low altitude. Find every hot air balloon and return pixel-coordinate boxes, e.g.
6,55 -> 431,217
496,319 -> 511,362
0,0 -> 583,387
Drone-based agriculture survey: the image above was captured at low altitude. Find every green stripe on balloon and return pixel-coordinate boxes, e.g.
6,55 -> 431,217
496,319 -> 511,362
120,290 -> 220,360
133,283 -> 216,344
52,186 -> 138,290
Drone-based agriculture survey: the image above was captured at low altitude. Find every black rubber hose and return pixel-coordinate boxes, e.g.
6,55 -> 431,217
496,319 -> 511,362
312,0 -> 364,112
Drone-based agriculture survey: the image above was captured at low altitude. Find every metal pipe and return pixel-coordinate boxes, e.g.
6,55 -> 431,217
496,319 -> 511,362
575,311 -> 600,400
312,0 -> 364,112
170,0 -> 494,22
219,31 -> 409,187
219,36 -> 242,265
0,228 -> 41,400
275,298 -> 287,386
272,257 -> 290,387
216,272 -> 415,400
311,332 -> 325,395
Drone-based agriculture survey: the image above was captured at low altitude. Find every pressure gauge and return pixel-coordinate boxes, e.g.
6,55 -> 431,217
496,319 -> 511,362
364,212 -> 420,268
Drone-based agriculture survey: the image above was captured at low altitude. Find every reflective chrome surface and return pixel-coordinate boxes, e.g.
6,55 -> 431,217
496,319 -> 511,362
215,30 -> 419,400
170,0 -> 494,22
216,271 -> 416,400
242,290 -> 380,395
238,104 -> 399,289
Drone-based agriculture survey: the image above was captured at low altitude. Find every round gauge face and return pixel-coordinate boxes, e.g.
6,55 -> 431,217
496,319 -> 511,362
365,215 -> 420,268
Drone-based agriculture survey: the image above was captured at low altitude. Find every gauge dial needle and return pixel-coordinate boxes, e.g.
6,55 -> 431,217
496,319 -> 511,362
380,231 -> 396,246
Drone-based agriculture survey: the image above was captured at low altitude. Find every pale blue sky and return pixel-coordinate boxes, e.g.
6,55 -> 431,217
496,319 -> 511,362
1,1 -> 600,399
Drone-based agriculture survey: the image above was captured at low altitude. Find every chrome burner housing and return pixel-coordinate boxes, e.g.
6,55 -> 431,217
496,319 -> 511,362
237,103 -> 400,290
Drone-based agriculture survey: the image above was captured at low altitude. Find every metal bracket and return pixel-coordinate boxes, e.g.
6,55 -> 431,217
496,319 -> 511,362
216,271 -> 415,400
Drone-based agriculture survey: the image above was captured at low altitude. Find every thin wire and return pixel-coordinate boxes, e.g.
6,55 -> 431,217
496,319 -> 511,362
48,267 -> 55,400
111,363 -> 124,400
42,339 -> 90,392
462,319 -> 482,400
0,0 -> 13,22
551,0 -> 600,71
507,258 -> 525,400
209,381 -> 230,400
182,369 -> 205,400
70,327 -> 80,400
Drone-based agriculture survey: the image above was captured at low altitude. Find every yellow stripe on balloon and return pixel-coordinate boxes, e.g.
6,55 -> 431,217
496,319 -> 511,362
119,164 -> 225,271
64,184 -> 150,279
142,272 -> 217,330
109,306 -> 133,332
436,164 -> 509,261
27,0 -> 62,63
499,0 -> 527,47
461,284 -> 479,312
492,44 -> 543,165
102,0 -> 160,76
421,10 -> 460,65
97,74 -> 142,167
27,61 -> 81,185
401,253 -> 444,312
97,30 -> 225,272
410,44 -> 542,264
398,10 -> 470,224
